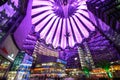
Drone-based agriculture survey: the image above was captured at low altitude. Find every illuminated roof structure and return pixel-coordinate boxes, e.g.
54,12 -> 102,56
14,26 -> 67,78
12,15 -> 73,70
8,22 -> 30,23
31,0 -> 95,49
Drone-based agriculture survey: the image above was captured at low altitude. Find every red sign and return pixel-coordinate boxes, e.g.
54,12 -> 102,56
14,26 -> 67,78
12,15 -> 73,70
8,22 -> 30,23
0,47 -> 8,54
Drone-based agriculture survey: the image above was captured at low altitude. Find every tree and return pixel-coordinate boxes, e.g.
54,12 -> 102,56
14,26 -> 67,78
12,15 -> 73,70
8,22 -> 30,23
82,66 -> 90,78
97,60 -> 113,78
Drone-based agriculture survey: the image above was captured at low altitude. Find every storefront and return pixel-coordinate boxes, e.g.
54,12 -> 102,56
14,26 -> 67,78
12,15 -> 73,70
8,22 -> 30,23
7,51 -> 25,80
15,53 -> 33,80
0,55 -> 11,79
31,62 -> 66,79
0,35 -> 19,79
7,52 -> 33,80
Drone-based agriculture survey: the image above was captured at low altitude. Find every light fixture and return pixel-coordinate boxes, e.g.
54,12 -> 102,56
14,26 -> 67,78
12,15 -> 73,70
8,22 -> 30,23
74,57 -> 77,60
8,53 -> 14,61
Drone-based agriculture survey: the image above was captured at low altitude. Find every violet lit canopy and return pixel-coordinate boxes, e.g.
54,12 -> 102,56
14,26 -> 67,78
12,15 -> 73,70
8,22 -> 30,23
31,0 -> 95,49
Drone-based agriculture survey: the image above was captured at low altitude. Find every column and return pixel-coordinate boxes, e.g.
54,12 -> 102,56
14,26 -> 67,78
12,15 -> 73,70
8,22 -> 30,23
78,46 -> 87,69
83,42 -> 95,69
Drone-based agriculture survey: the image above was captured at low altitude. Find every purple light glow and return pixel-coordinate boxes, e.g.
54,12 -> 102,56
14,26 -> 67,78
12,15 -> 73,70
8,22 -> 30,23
69,16 -> 83,42
14,0 -> 33,49
72,15 -> 89,38
61,18 -> 67,48
31,0 -> 95,49
0,0 -> 19,16
0,3 -> 15,17
32,10 -> 54,24
11,0 -> 19,7
67,18 -> 76,47
33,0 -> 53,6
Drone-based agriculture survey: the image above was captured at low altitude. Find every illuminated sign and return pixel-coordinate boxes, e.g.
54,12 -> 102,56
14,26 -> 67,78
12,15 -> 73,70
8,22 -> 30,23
7,54 -> 14,61
20,64 -> 32,66
57,59 -> 67,64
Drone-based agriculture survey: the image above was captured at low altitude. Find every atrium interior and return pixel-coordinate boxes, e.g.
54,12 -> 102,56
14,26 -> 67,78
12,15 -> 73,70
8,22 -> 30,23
0,0 -> 120,80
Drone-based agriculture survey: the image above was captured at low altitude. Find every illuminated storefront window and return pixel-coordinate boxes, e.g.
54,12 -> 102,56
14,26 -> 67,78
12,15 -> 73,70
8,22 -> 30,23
0,55 -> 10,79
15,53 -> 33,80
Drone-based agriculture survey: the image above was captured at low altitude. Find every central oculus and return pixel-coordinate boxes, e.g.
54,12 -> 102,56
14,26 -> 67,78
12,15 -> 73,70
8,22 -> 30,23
31,0 -> 95,49
53,0 -> 78,17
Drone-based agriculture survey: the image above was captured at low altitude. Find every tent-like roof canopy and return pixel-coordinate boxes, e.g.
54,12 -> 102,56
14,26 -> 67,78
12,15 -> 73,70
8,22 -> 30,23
31,0 -> 95,49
